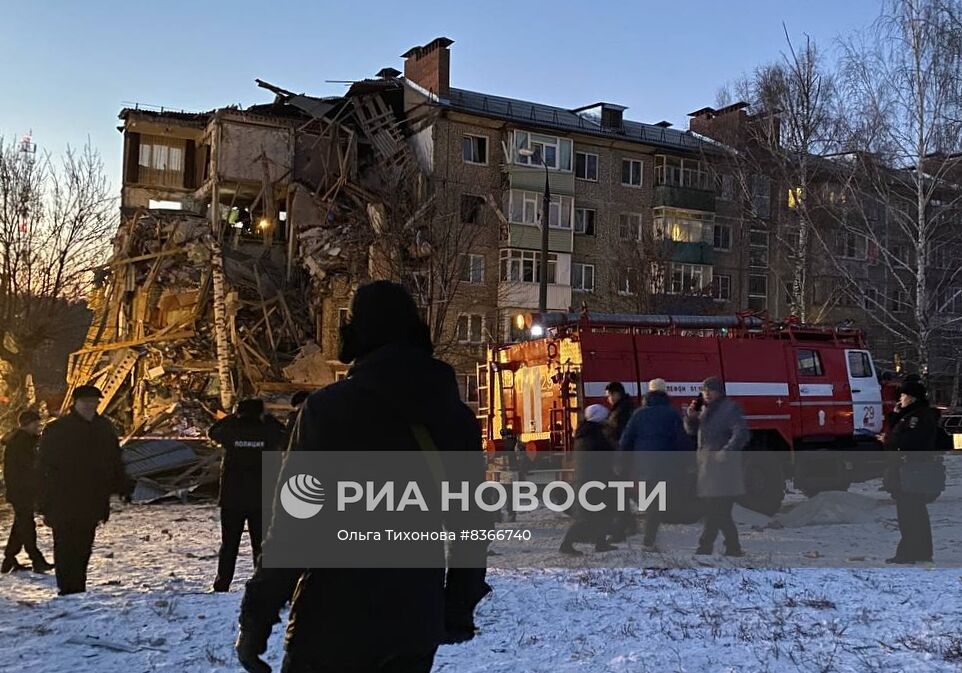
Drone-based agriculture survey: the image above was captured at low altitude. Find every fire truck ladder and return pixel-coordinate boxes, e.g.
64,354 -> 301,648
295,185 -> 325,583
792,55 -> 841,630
476,361 -> 491,437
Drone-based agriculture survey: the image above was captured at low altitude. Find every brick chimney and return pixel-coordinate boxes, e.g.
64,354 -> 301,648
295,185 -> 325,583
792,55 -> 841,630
402,37 -> 453,98
688,102 -> 750,144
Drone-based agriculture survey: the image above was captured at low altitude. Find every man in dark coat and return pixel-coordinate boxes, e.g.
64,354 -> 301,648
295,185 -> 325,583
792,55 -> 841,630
881,378 -> 937,564
38,385 -> 128,595
684,377 -> 749,557
209,398 -> 287,592
559,404 -> 618,556
604,381 -> 635,442
2,410 -> 53,573
620,378 -> 689,550
236,281 -> 491,673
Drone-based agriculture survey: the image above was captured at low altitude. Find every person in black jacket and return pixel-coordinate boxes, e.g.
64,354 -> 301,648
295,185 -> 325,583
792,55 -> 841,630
236,281 -> 490,673
38,385 -> 128,595
560,404 -> 618,556
881,379 -> 937,564
604,381 -> 635,443
209,398 -> 287,592
2,410 -> 53,574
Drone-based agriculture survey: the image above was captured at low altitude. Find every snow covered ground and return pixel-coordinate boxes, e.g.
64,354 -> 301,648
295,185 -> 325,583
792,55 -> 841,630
1,456 -> 961,672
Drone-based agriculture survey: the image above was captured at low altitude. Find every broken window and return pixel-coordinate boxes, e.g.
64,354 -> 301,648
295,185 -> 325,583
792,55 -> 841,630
138,135 -> 187,188
462,135 -> 488,164
460,194 -> 485,224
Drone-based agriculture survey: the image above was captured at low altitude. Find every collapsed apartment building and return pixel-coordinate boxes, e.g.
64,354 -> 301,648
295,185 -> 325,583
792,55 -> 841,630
65,63 -> 489,451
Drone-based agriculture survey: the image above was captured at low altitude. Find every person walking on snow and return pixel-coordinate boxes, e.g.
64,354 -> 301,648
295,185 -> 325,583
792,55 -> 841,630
619,378 -> 689,551
684,377 -> 749,557
559,404 -> 619,556
2,410 -> 53,574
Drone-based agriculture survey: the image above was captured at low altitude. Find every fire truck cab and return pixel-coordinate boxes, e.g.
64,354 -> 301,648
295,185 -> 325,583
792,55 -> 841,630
478,311 -> 887,514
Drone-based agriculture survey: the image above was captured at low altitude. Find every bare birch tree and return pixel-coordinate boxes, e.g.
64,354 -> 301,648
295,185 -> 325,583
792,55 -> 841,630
832,0 -> 962,384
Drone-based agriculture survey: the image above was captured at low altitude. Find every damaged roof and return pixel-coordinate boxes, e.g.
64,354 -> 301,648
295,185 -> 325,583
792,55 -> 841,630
442,87 -> 713,153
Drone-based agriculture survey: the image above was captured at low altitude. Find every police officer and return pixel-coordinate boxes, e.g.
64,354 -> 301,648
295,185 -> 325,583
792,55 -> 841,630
38,385 -> 129,595
209,398 -> 286,592
882,378 -> 937,564
2,410 -> 53,574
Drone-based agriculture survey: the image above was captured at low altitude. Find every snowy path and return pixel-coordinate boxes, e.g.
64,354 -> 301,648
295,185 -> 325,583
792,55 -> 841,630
1,462 -> 961,672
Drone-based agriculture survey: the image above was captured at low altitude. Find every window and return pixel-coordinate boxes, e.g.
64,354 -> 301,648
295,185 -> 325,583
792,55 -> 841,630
513,131 -> 572,171
890,244 -> 910,265
862,287 -> 879,310
464,374 -> 479,403
797,349 -> 825,377
507,315 -> 527,342
837,231 -> 868,260
459,254 -> 485,284
847,351 -> 873,378
137,135 -> 186,187
748,273 -> 768,310
940,286 -> 962,314
652,208 -> 714,243
462,135 -> 488,164
508,190 -> 573,228
712,274 -> 732,301
460,194 -> 485,224
749,228 -> 769,268
619,213 -> 643,241
572,263 -> 595,292
752,175 -> 771,218
335,371 -> 348,382
890,289 -> 909,313
669,263 -> 710,295
499,249 -> 556,284
713,221 -> 731,250
654,155 -> 710,190
574,208 -> 596,235
456,314 -> 484,343
619,268 -> 637,295
717,173 -> 736,201
575,152 -> 598,181
621,159 -> 643,187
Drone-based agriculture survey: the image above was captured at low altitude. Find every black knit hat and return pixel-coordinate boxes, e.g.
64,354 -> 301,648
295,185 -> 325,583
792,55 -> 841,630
899,379 -> 927,400
338,281 -> 432,363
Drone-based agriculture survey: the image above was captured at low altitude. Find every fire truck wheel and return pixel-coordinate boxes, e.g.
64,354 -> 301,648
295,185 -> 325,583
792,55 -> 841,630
738,452 -> 786,516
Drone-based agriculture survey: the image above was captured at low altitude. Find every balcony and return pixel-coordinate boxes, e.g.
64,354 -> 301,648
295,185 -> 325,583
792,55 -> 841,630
654,240 -> 714,265
653,184 -> 716,212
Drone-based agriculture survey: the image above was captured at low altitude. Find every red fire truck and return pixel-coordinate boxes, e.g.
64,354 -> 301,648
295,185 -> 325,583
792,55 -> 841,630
478,311 -> 892,514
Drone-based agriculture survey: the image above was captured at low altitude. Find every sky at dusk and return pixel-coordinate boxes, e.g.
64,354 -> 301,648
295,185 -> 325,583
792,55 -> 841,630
1,0 -> 884,188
